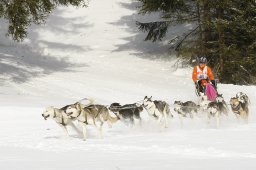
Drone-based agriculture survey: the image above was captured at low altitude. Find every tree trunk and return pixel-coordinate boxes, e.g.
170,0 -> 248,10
216,4 -> 225,80
197,1 -> 203,55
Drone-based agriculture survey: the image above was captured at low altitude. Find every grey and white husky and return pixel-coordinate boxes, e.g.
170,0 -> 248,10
173,101 -> 199,118
64,102 -> 119,140
207,94 -> 228,128
142,96 -> 173,128
174,100 -> 199,127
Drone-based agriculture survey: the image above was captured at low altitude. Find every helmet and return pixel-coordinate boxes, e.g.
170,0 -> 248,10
198,56 -> 207,64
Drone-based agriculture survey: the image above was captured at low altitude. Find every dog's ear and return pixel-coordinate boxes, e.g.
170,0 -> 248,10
74,102 -> 79,105
47,106 -> 54,110
149,96 -> 152,99
75,102 -> 81,110
144,96 -> 147,99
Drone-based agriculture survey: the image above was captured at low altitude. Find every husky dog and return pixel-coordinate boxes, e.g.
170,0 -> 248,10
230,96 -> 249,122
109,103 -> 143,126
174,101 -> 199,118
143,96 -> 173,128
236,92 -> 250,108
207,94 -> 229,127
174,100 -> 199,127
198,93 -> 211,111
64,102 -> 119,140
42,106 -> 80,137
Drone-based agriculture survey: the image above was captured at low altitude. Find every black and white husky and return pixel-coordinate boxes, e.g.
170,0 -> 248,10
142,96 -> 173,128
198,93 -> 210,111
109,103 -> 143,126
207,94 -> 228,127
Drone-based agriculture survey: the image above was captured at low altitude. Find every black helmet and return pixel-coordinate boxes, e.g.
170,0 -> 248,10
198,56 -> 207,64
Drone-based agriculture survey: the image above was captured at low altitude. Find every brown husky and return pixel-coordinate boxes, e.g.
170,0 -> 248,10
230,97 -> 249,123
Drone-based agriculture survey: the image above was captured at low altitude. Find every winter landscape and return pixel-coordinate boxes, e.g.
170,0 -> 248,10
0,0 -> 256,170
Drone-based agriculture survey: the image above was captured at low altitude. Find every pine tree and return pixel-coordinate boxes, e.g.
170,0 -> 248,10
137,0 -> 198,42
137,0 -> 256,84
0,0 -> 87,41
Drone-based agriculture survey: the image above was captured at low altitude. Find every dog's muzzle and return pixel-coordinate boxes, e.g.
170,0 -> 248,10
42,114 -> 49,120
142,103 -> 148,107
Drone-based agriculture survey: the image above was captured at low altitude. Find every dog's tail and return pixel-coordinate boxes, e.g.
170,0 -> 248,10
108,114 -> 119,124
78,98 -> 95,107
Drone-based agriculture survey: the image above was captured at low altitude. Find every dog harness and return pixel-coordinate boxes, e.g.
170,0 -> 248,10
53,110 -> 66,126
77,108 -> 88,125
143,104 -> 158,118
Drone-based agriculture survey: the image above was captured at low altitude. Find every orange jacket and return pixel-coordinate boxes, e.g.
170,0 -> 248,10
192,65 -> 214,82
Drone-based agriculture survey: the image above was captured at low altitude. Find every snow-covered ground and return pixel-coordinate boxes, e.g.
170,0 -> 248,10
0,0 -> 256,169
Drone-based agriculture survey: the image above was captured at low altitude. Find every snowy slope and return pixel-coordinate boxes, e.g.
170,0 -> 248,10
0,0 -> 256,169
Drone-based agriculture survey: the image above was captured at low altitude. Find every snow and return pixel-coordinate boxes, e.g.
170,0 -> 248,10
0,0 -> 256,169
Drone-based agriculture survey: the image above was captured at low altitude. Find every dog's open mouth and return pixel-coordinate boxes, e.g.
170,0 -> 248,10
42,114 -> 50,120
66,112 -> 73,116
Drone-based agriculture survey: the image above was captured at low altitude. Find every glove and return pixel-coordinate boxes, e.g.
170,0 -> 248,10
195,80 -> 199,85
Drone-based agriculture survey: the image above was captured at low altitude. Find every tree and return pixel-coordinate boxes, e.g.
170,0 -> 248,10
137,0 -> 256,84
0,0 -> 87,41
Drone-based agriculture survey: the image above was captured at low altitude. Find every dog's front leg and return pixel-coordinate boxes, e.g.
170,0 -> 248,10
79,122 -> 87,141
163,113 -> 168,128
179,114 -> 183,128
138,117 -> 142,127
157,114 -> 163,126
215,112 -> 220,128
207,112 -> 211,125
94,122 -> 103,139
241,111 -> 249,123
59,124 -> 69,137
69,122 -> 82,135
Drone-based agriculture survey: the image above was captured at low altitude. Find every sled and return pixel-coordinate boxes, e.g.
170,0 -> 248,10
195,79 -> 218,101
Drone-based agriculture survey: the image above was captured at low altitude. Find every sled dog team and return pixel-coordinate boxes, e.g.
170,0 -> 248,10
42,92 -> 250,140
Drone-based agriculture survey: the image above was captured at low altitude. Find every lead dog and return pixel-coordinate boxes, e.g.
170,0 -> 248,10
230,92 -> 249,122
42,106 -> 80,137
64,102 -> 119,140
143,96 -> 173,128
109,103 -> 143,126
